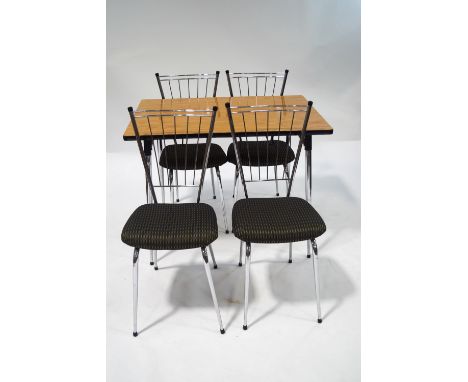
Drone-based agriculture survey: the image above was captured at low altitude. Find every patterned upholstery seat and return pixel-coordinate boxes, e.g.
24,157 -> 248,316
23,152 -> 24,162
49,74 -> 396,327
227,140 -> 295,167
121,203 -> 218,250
159,143 -> 227,170
232,197 -> 326,243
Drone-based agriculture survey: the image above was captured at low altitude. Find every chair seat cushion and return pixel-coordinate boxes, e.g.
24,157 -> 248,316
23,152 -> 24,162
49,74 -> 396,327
159,143 -> 227,170
232,197 -> 326,243
121,203 -> 218,250
227,140 -> 295,167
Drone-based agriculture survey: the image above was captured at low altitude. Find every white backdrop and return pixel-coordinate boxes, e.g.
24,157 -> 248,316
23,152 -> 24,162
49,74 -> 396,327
107,0 -> 361,152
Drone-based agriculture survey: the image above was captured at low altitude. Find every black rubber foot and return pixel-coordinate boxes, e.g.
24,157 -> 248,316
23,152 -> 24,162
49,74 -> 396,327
154,266 -> 159,270
220,329 -> 225,334
150,261 -> 154,266
288,259 -> 292,263
238,262 -> 242,267
307,255 -> 311,258
232,195 -> 235,198
214,265 -> 218,269
225,230 -> 229,234
133,332 -> 138,337
213,196 -> 216,199
318,318 -> 323,324
176,199 -> 180,202
276,193 -> 279,196
243,325 -> 248,330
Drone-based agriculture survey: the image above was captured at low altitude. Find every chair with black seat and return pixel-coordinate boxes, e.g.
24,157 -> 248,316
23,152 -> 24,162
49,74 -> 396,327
226,101 -> 327,330
122,105 -> 225,336
225,69 -> 291,197
155,71 -> 228,209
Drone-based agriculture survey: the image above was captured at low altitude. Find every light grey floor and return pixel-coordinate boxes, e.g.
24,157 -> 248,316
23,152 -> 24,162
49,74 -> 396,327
107,139 -> 360,382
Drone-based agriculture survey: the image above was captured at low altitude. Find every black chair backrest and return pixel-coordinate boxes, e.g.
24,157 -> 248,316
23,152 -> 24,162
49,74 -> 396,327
225,70 -> 289,97
155,72 -> 220,99
127,106 -> 218,203
225,101 -> 312,198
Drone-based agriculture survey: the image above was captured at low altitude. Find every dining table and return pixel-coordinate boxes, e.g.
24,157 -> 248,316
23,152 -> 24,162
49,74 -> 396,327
122,95 -> 333,204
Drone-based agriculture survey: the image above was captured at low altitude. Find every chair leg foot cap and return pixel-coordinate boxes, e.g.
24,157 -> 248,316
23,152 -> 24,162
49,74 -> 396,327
150,262 -> 154,266
238,262 -> 242,267
288,259 -> 292,263
276,193 -> 279,196
213,196 -> 216,199
133,332 -> 138,337
214,265 -> 218,269
243,325 -> 248,330
176,199 -> 180,202
220,329 -> 225,334
307,255 -> 311,258
225,230 -> 229,234
318,319 -> 322,324
154,266 -> 159,270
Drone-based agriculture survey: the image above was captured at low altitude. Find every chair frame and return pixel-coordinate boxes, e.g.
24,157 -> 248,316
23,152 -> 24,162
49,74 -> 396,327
225,69 -> 289,97
127,105 -> 225,336
226,70 -> 291,198
154,71 -> 226,222
226,101 -> 323,329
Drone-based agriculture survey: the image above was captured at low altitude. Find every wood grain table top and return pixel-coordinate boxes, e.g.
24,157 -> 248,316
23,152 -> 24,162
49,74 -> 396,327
123,95 -> 333,140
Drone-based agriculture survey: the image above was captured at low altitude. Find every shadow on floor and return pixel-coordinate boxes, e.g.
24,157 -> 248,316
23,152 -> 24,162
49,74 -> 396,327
166,262 -> 254,330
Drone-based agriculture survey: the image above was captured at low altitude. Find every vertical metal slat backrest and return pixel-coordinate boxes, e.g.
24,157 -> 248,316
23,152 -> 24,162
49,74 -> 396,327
127,106 -> 218,203
155,72 -> 220,99
225,70 -> 289,97
225,101 -> 313,198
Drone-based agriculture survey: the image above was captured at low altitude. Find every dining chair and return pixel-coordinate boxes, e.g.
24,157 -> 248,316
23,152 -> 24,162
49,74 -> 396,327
226,101 -> 327,330
122,105 -> 225,336
155,71 -> 226,204
225,70 -> 292,197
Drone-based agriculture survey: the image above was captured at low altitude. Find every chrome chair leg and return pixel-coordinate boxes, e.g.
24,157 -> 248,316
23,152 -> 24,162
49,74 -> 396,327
208,244 -> 218,269
175,170 -> 180,202
243,242 -> 251,330
288,242 -> 293,263
274,166 -> 279,196
311,239 -> 322,323
132,248 -> 140,337
201,247 -> 225,334
215,167 -> 229,233
210,168 -> 216,199
169,170 -> 174,203
153,250 -> 158,270
232,167 -> 238,198
238,241 -> 243,266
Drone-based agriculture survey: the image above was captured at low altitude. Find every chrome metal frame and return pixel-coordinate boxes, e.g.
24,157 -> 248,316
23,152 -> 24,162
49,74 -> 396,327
226,101 -> 322,329
311,239 -> 322,323
238,241 -> 244,266
132,107 -> 229,233
132,248 -> 139,336
227,103 -> 308,197
146,154 -> 158,268
225,70 -> 289,97
243,242 -> 251,330
210,168 -> 216,199
306,149 -> 312,259
156,72 -> 220,99
202,247 -> 225,334
128,105 -> 226,336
